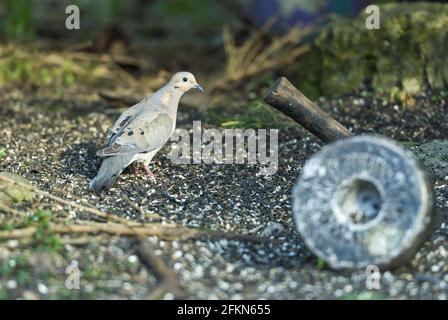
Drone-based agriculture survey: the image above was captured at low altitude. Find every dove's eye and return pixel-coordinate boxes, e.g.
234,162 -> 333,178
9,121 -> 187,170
183,77 -> 188,82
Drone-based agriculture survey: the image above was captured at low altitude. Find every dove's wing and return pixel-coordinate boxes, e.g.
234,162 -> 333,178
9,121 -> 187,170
104,98 -> 150,145
97,111 -> 173,157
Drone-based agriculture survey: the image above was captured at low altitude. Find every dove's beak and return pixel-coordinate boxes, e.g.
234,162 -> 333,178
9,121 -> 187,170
195,84 -> 204,93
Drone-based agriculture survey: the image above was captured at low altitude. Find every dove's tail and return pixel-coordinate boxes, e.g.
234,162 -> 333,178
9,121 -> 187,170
89,155 -> 134,192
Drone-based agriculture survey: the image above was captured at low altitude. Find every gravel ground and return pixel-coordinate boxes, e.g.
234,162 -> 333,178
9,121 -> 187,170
0,87 -> 447,299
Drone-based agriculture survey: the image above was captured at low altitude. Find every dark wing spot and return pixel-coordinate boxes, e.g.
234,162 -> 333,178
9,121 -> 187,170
128,131 -> 134,136
140,131 -> 145,135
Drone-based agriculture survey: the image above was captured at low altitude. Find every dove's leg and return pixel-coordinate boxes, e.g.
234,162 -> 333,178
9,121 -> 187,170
127,163 -> 137,175
143,165 -> 157,177
135,149 -> 159,179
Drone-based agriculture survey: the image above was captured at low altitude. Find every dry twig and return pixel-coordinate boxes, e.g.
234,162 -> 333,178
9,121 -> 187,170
0,174 -> 272,299
0,221 -> 197,240
137,239 -> 183,299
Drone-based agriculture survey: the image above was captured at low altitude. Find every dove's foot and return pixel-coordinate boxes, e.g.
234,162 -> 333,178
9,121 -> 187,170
143,165 -> 157,177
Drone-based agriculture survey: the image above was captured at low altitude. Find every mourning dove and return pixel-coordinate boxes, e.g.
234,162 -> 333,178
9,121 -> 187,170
89,71 -> 203,192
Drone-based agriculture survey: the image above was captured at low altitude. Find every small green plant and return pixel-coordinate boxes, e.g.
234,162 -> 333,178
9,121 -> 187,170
316,258 -> 326,270
400,141 -> 419,148
10,209 -> 63,253
29,210 -> 62,253
83,264 -> 103,280
0,54 -> 78,88
16,269 -> 30,285
0,148 -> 6,161
2,0 -> 35,41
0,254 -> 29,277
207,99 -> 292,129
0,288 -> 7,300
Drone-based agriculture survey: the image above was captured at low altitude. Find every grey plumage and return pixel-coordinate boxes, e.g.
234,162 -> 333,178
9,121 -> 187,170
89,155 -> 134,192
89,71 -> 203,192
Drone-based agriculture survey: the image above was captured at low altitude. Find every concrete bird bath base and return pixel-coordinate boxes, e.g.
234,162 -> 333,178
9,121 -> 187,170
264,77 -> 436,270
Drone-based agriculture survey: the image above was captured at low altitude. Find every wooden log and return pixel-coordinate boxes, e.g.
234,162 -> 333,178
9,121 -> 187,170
264,77 -> 352,143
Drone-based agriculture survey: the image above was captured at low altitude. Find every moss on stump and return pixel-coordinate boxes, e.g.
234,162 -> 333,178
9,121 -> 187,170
295,2 -> 448,99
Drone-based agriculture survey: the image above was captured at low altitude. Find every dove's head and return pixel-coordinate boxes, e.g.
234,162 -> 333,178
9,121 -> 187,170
169,71 -> 204,94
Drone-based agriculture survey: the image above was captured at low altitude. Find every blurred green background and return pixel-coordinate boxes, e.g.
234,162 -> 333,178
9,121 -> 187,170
0,0 -> 447,103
